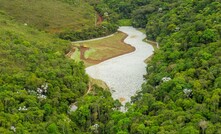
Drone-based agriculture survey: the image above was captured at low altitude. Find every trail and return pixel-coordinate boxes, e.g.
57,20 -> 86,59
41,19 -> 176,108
96,14 -> 103,25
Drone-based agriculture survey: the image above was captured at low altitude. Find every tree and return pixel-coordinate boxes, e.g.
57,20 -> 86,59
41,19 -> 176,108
199,120 -> 208,134
201,29 -> 216,43
47,123 -> 59,134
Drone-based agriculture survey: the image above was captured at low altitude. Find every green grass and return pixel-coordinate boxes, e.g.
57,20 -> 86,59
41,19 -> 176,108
0,0 -> 95,33
71,48 -> 81,62
138,28 -> 146,34
84,48 -> 96,59
117,19 -> 132,26
0,11 -> 71,72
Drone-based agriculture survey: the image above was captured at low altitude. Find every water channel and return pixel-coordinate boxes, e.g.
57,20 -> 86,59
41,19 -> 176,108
86,26 -> 154,105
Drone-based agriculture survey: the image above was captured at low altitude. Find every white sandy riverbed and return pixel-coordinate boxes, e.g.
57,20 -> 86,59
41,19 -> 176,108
86,26 -> 154,105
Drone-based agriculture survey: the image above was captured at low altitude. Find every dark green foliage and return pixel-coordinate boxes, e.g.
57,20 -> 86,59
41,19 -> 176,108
85,0 -> 221,133
1,0 -> 221,133
59,22 -> 118,41
47,123 -> 59,133
0,12 -> 90,133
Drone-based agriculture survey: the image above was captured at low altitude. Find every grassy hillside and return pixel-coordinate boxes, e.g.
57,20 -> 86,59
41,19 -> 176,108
0,10 -> 69,71
0,0 -> 95,33
0,10 -> 93,133
0,1 -> 118,133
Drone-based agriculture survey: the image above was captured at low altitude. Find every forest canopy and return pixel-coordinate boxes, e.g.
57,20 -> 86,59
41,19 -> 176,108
0,0 -> 221,133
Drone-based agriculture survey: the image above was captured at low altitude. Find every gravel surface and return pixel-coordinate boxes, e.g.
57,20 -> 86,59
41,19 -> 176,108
86,26 -> 154,105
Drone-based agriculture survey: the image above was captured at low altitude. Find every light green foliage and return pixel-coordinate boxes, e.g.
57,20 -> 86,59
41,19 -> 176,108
0,11 -> 89,133
84,48 -> 96,59
117,19 -> 132,26
0,0 -> 95,32
71,48 -> 81,61
47,123 -> 59,134
87,0 -> 221,133
1,0 -> 221,133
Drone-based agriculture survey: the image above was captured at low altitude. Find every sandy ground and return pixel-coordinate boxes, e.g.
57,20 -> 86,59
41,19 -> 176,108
86,26 -> 154,106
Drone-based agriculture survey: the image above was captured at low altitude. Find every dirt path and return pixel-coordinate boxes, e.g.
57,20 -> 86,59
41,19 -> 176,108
79,46 -> 101,65
96,14 -> 103,25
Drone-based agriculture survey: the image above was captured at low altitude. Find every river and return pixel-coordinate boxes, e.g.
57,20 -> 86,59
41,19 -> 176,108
86,26 -> 154,106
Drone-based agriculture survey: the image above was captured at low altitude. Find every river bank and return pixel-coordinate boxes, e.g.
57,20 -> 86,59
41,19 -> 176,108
86,26 -> 154,106
71,32 -> 135,67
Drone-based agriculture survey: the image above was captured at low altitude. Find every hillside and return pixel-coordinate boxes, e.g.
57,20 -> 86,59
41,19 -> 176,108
0,1 -> 118,133
0,10 -> 92,133
0,0 -> 95,33
1,0 -> 221,133
69,0 -> 221,133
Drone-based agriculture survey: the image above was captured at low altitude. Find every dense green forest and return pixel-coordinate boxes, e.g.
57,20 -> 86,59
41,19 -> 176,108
0,1 -> 110,132
0,10 -> 91,133
76,0 -> 221,133
0,0 -> 221,133
90,0 -> 221,133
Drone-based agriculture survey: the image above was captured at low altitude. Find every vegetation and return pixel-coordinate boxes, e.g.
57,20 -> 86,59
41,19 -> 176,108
1,0 -> 221,133
67,0 -> 221,133
72,32 -> 135,66
117,19 -> 132,26
87,0 -> 221,133
89,77 -> 109,90
0,10 -> 91,133
0,0 -> 95,32
59,22 -> 118,41
0,1 -> 119,133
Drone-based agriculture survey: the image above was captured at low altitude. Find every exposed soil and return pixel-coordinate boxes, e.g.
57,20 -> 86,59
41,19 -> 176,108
96,14 -> 103,25
77,33 -> 135,66
79,45 -> 101,65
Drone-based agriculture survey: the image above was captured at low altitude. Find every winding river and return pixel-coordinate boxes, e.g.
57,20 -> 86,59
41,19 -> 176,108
86,26 -> 154,105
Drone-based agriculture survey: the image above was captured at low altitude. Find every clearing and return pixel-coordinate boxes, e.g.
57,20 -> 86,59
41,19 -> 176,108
70,31 -> 135,67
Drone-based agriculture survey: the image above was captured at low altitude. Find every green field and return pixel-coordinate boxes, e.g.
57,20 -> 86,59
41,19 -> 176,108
0,0 -> 95,33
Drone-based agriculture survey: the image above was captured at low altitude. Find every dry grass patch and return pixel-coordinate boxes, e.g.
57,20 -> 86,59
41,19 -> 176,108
0,0 -> 94,33
73,32 -> 135,66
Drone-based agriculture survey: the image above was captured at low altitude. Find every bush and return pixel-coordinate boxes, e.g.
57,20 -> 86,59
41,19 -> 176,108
59,22 -> 118,41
